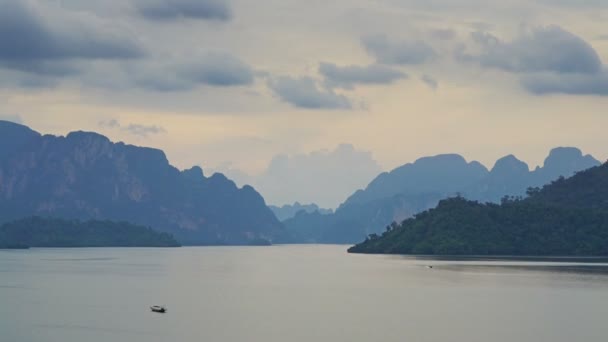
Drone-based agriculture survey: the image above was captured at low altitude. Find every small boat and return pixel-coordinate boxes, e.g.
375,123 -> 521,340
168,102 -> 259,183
150,305 -> 167,313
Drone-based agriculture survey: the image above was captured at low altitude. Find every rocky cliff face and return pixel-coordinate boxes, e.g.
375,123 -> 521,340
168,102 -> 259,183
0,121 -> 285,245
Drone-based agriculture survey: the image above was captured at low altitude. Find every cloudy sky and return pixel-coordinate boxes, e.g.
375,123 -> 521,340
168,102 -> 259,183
1,0 -> 608,208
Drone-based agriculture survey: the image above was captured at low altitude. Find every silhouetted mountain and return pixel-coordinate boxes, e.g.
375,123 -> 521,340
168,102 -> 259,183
348,162 -> 608,256
269,202 -> 333,221
531,147 -> 600,186
343,154 -> 488,206
466,155 -> 531,203
0,121 -> 40,161
285,149 -> 600,244
286,192 -> 445,244
466,147 -> 600,202
0,121 -> 285,245
527,162 -> 608,210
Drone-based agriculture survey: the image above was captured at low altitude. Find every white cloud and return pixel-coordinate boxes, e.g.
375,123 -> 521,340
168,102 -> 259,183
219,144 -> 383,208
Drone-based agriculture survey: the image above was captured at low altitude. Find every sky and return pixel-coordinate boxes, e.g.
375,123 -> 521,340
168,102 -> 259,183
1,0 -> 608,208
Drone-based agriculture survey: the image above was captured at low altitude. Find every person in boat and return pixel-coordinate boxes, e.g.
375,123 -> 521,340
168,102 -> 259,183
151,305 -> 167,313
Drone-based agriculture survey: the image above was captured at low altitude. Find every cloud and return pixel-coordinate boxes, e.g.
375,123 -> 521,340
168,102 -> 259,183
180,53 -> 254,87
99,119 -> 121,128
221,144 -> 384,208
421,75 -> 438,90
131,53 -> 255,91
1,61 -> 79,77
98,119 -> 167,137
0,68 -> 63,89
459,26 -> 602,74
536,0 -> 608,7
268,76 -> 352,109
124,124 -> 167,137
0,1 -> 143,70
521,72 -> 608,96
319,63 -> 407,89
456,25 -> 608,96
361,34 -> 437,65
130,68 -> 193,92
430,29 -> 457,41
138,0 -> 232,21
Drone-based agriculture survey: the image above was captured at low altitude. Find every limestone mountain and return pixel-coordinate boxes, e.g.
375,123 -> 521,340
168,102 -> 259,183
285,149 -> 600,244
0,121 -> 285,245
349,161 -> 608,255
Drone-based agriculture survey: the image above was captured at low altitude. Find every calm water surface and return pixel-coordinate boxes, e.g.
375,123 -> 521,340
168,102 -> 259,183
1,245 -> 608,342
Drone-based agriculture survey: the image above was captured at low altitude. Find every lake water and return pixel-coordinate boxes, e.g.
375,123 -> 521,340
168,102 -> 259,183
1,245 -> 608,342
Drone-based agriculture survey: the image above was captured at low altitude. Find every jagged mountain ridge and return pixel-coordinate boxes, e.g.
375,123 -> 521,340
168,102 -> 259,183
0,121 -> 285,245
344,154 -> 488,207
285,148 -> 601,244
348,162 -> 608,255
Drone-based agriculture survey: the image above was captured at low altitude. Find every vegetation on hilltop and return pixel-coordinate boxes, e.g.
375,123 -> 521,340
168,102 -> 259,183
349,163 -> 608,256
0,217 -> 180,248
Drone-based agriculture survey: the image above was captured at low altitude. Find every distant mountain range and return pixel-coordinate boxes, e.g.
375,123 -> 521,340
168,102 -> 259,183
285,148 -> 601,244
269,202 -> 333,221
0,121 -> 285,245
349,161 -> 608,255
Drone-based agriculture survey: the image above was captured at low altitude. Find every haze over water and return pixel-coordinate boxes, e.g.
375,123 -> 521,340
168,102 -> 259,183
1,245 -> 607,342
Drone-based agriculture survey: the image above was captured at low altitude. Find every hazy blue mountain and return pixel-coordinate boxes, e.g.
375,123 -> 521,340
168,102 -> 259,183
0,121 -> 285,245
349,161 -> 608,256
343,154 -> 488,206
531,147 -> 600,186
466,147 -> 600,202
475,154 -> 531,202
0,121 -> 40,161
269,202 -> 333,221
285,149 -> 600,244
284,192 -> 444,244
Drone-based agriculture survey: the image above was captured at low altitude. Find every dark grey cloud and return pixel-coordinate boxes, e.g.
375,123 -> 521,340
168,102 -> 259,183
131,69 -> 193,92
457,25 -> 608,96
361,34 -> 437,65
180,53 -> 254,87
269,76 -> 352,110
0,1 -> 143,65
319,63 -> 407,89
521,72 -> 608,96
421,75 -> 438,90
132,53 -> 254,91
138,0 -> 232,21
460,26 -> 602,74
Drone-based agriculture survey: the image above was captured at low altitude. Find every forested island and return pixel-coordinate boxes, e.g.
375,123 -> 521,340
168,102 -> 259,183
348,162 -> 608,256
0,217 -> 180,248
